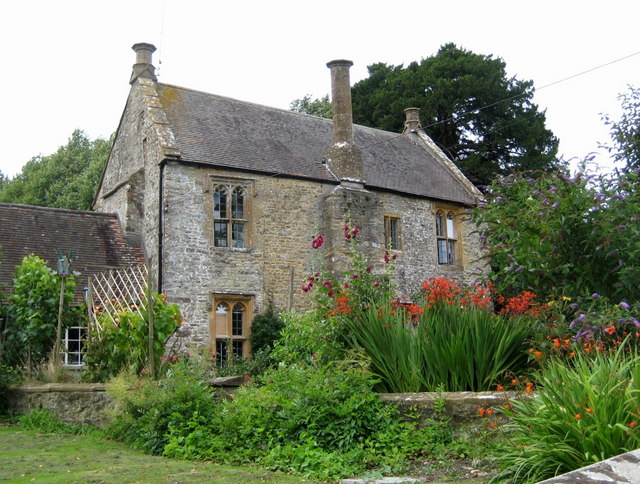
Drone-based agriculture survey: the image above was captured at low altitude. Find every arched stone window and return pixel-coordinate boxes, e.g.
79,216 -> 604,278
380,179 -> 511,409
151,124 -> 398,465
213,185 -> 246,248
209,297 -> 252,367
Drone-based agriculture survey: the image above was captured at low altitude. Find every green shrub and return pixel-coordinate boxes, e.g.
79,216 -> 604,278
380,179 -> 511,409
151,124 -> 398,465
249,304 -> 285,354
1,255 -> 75,369
106,357 -> 218,455
83,292 -> 182,382
496,347 -> 640,482
15,409 -> 86,434
164,360 -> 453,479
270,311 -> 346,365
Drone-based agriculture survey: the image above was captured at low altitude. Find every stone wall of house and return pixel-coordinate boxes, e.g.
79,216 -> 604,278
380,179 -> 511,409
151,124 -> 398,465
160,160 -> 486,350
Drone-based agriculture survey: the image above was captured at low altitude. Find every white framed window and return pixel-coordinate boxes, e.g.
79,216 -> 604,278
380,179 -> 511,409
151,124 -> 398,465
209,296 -> 252,367
63,326 -> 85,366
435,209 -> 459,265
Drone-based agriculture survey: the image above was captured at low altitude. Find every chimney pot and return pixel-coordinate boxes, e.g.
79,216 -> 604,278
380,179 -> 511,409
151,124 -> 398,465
403,107 -> 422,132
130,42 -> 157,84
326,59 -> 355,144
325,59 -> 364,187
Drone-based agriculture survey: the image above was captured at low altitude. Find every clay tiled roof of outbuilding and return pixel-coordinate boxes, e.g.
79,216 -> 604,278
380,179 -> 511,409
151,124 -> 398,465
155,84 -> 479,206
0,204 -> 144,301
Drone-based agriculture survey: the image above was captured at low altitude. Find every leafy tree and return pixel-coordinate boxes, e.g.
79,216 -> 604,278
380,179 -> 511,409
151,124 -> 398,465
293,44 -> 563,186
0,171 -> 7,193
602,85 -> 640,169
0,130 -> 111,210
473,169 -> 640,304
351,44 -> 562,186
290,94 -> 332,119
0,255 -> 76,369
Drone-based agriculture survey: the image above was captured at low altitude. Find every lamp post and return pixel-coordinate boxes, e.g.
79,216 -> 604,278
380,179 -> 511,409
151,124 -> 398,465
54,249 -> 73,366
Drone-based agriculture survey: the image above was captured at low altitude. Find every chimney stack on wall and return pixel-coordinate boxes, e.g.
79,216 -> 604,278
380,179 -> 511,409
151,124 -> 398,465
130,42 -> 157,84
325,60 -> 364,188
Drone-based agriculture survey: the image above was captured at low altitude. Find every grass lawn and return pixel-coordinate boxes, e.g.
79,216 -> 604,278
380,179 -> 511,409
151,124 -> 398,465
0,426 -> 311,483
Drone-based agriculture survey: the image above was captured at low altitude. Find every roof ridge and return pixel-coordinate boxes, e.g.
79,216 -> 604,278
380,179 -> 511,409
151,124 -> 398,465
0,202 -> 118,217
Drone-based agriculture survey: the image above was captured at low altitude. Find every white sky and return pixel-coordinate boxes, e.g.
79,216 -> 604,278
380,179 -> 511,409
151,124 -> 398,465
1,0 -> 638,178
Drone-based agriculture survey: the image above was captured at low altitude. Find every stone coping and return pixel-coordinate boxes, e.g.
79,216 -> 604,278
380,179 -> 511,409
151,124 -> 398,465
537,449 -> 640,483
9,383 -> 107,393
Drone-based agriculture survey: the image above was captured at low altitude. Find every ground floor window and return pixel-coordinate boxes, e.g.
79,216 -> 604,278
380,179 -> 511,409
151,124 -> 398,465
63,326 -> 85,366
209,296 -> 252,367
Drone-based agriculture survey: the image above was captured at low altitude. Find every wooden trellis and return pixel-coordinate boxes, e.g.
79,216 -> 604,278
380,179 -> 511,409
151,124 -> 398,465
88,264 -> 148,333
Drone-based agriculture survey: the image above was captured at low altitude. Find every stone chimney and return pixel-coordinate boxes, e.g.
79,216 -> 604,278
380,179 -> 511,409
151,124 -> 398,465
325,60 -> 364,188
403,107 -> 422,133
130,42 -> 157,84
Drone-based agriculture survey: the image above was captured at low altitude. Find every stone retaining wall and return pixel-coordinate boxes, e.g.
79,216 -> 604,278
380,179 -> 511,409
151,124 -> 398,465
6,383 -> 521,430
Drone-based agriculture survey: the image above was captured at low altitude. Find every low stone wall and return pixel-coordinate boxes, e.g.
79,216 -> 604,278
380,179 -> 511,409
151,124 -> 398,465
6,384 -> 114,427
381,391 -> 518,425
6,382 -> 521,430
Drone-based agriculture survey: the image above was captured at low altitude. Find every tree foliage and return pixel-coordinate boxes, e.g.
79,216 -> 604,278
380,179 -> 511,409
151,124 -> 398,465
0,130 -> 111,210
290,94 -> 332,119
0,255 -> 76,368
291,44 -> 563,186
473,168 -> 640,304
602,85 -> 640,169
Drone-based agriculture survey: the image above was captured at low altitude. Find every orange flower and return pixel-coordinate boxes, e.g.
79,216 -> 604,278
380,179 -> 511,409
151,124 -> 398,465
575,413 -> 581,419
486,408 -> 494,416
525,382 -> 534,394
629,421 -> 637,429
496,384 -> 504,391
585,408 -> 593,414
489,423 -> 497,429
478,407 -> 486,417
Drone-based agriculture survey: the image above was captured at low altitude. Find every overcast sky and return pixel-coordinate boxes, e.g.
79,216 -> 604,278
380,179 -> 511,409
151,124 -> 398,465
1,0 -> 638,178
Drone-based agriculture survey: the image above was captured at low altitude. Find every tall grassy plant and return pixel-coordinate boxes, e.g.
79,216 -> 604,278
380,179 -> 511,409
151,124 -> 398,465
418,305 -> 535,391
496,347 -> 640,482
343,307 -> 427,392
345,303 -> 534,392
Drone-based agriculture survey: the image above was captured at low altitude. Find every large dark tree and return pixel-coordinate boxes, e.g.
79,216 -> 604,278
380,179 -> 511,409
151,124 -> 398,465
292,44 -> 563,186
0,130 -> 111,210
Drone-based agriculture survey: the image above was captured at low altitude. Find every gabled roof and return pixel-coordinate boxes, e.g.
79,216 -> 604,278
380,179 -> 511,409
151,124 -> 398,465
0,204 -> 144,300
154,83 -> 479,205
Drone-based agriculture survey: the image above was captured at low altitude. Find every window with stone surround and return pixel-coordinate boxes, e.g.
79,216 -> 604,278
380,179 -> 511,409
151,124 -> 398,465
435,208 -> 460,266
384,215 -> 401,250
209,295 -> 252,367
213,184 -> 247,248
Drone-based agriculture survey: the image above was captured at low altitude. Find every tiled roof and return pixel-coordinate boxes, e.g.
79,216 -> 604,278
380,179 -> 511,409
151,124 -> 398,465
0,204 -> 144,300
156,84 -> 478,205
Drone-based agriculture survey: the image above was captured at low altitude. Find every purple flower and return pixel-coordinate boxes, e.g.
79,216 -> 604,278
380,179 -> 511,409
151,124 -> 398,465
591,293 -> 600,299
631,319 -> 640,328
552,202 -> 559,208
619,301 -> 631,310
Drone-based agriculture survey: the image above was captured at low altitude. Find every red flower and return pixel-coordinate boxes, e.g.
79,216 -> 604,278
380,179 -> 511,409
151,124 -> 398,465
605,325 -> 616,335
311,234 -> 324,249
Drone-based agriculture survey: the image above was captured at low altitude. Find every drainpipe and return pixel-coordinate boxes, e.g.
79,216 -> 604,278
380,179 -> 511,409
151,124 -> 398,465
158,160 -> 166,293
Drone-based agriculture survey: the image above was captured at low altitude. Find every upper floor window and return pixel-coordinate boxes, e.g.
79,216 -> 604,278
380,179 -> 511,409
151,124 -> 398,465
384,215 -> 401,250
436,210 -> 458,265
214,185 -> 246,248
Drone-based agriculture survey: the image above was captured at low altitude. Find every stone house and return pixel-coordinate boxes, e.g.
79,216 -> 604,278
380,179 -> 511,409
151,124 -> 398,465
94,43 -> 485,362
